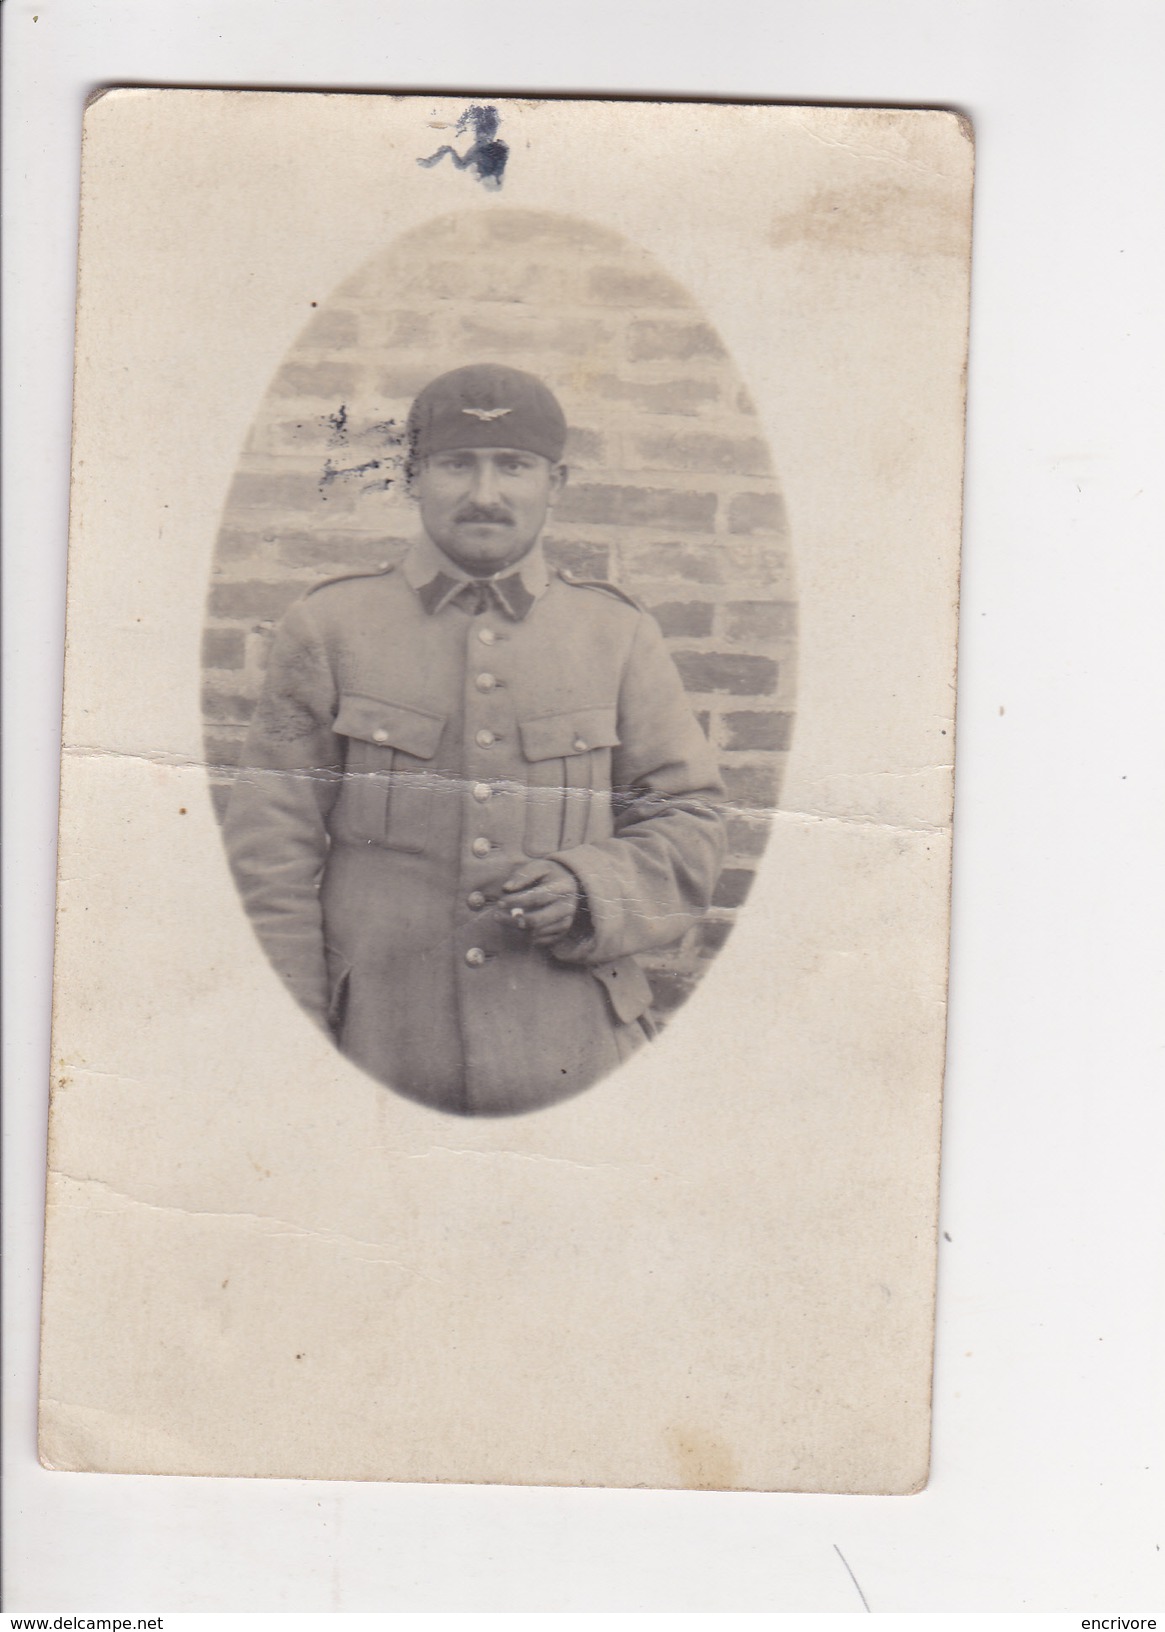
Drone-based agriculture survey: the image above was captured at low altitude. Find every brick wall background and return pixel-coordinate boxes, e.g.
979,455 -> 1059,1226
204,208 -> 797,1020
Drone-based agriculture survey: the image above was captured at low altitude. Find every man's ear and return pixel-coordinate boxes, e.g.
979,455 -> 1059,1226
548,463 -> 569,504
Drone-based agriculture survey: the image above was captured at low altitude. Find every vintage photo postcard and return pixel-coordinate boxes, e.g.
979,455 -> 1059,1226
40,91 -> 973,1490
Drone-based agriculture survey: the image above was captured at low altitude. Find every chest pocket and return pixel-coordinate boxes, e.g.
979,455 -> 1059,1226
519,706 -> 620,856
333,693 -> 445,853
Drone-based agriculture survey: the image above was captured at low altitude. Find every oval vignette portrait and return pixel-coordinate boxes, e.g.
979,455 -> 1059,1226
203,209 -> 797,1119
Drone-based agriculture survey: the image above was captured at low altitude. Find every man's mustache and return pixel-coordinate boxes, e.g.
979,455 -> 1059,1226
455,505 -> 513,525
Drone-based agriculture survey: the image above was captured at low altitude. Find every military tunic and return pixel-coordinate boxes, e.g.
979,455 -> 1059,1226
224,535 -> 726,1116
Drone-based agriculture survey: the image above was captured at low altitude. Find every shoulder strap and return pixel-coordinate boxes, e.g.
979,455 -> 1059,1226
305,560 -> 397,597
556,567 -> 643,611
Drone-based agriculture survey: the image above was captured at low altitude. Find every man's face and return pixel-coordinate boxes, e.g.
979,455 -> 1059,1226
411,447 -> 567,574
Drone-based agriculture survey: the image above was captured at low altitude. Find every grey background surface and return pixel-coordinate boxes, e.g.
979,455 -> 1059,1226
4,0 -> 1164,1613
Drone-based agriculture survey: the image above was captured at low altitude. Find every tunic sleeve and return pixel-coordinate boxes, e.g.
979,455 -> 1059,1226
222,602 -> 342,1024
550,609 -> 726,965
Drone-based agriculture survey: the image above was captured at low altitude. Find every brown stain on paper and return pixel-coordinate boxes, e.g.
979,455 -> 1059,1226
666,1424 -> 740,1490
770,170 -> 968,260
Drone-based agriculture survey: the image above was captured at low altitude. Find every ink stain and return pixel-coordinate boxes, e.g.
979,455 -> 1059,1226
319,457 -> 383,496
418,105 -> 508,189
365,418 -> 402,446
315,412 -> 408,496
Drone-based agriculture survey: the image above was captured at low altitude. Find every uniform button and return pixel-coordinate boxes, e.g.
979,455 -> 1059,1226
573,736 -> 588,752
466,890 -> 486,910
472,782 -> 492,802
471,836 -> 491,857
372,728 -> 390,744
465,946 -> 487,967
477,627 -> 497,645
475,728 -> 496,747
475,672 -> 496,691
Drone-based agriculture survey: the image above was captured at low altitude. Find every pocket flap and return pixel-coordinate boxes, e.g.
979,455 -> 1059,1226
333,694 -> 445,759
590,956 -> 654,1024
519,706 -> 620,763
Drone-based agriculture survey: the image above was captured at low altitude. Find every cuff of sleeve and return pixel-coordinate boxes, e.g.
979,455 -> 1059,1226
550,866 -> 596,962
547,845 -> 624,964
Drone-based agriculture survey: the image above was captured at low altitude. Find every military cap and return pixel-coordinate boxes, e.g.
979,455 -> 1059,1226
407,363 -> 568,465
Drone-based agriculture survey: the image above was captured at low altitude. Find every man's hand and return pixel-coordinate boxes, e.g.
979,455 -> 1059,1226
499,860 -> 581,947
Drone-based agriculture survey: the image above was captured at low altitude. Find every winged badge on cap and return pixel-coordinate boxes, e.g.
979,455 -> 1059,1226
461,406 -> 513,421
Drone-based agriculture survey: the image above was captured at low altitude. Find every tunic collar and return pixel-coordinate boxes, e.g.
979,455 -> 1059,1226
403,533 -> 549,622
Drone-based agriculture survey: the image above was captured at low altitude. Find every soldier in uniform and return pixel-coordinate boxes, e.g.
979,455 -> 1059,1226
224,363 -> 726,1116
